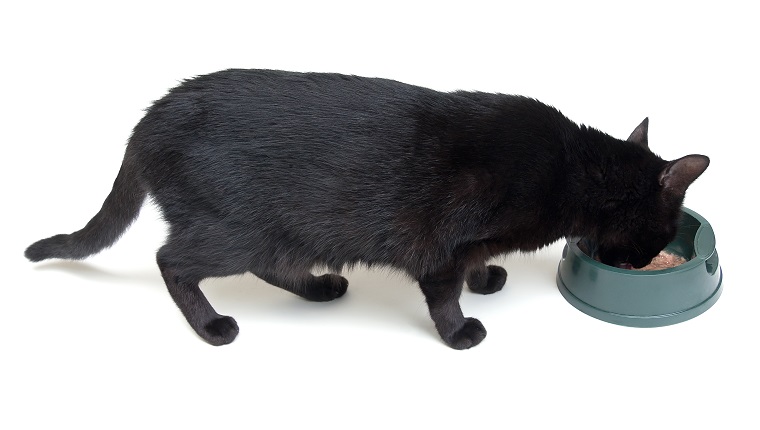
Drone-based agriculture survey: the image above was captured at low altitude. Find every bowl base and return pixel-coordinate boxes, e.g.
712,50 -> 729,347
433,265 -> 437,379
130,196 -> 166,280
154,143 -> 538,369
556,267 -> 723,328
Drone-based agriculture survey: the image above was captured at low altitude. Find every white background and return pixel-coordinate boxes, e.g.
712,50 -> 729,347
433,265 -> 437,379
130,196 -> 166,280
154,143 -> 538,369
2,1 -> 757,429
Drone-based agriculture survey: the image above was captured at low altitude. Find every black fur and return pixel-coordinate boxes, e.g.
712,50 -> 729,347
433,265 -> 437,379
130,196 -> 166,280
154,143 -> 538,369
25,69 -> 709,348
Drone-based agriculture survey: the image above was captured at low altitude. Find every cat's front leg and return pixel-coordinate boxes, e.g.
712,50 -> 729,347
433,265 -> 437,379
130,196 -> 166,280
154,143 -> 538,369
466,265 -> 507,294
418,268 -> 487,350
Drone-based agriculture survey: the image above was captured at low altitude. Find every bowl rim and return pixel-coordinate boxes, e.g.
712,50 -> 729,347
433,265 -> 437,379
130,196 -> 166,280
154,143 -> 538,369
565,207 -> 715,276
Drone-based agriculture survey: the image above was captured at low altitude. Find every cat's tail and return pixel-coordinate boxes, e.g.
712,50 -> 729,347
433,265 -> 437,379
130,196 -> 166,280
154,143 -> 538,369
25,160 -> 146,262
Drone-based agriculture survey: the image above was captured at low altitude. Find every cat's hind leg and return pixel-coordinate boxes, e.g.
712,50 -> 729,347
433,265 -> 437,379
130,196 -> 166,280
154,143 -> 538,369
466,265 -> 507,295
157,246 -> 239,346
251,268 -> 348,302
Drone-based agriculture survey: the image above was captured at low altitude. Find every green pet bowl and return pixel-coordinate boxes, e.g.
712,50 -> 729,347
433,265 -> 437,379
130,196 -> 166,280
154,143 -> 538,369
556,207 -> 722,327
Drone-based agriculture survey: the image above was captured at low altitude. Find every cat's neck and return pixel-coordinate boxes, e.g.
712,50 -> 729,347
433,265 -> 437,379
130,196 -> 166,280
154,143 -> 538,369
559,124 -> 668,240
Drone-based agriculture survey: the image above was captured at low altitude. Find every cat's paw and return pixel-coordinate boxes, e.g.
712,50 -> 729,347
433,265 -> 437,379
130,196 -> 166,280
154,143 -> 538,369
443,317 -> 487,350
202,316 -> 239,346
468,265 -> 507,295
306,274 -> 348,302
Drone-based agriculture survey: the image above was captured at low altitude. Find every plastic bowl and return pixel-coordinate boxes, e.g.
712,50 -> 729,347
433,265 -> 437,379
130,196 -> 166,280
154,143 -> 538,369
556,207 -> 722,327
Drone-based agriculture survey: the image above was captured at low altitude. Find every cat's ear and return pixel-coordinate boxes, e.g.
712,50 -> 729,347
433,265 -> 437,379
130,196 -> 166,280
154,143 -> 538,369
659,154 -> 710,195
626,117 -> 649,148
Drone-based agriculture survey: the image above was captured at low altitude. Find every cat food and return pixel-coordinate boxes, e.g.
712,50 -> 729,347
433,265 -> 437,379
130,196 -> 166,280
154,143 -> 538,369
578,241 -> 688,271
633,251 -> 687,271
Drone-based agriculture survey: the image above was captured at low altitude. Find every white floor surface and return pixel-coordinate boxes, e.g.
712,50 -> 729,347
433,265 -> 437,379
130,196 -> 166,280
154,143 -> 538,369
2,2 -> 757,429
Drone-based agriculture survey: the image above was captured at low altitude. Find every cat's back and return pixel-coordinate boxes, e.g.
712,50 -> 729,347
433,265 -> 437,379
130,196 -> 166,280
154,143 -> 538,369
130,69 -> 430,165
129,69 -> 435,225
155,68 -> 429,120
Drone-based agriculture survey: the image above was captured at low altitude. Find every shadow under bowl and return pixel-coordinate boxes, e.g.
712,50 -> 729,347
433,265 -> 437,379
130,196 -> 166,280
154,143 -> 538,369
556,207 -> 723,327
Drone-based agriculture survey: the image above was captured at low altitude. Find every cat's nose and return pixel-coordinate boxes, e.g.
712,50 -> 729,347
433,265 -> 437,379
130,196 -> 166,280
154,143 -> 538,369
616,262 -> 634,270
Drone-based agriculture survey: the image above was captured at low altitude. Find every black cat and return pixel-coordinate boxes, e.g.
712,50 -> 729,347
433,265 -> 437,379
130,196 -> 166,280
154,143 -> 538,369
25,69 -> 709,349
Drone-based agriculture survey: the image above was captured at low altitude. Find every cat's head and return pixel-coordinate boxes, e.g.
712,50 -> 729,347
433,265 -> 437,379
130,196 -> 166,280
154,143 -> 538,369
589,119 -> 709,269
